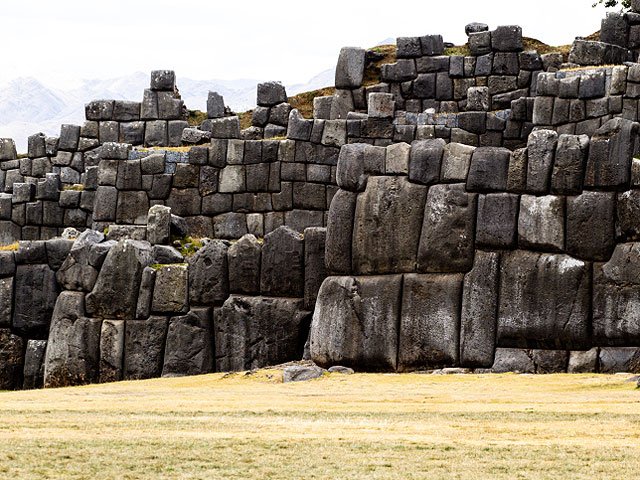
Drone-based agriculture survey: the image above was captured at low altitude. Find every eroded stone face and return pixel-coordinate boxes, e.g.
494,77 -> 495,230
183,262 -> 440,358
497,251 -> 591,350
352,176 -> 427,275
310,275 -> 402,371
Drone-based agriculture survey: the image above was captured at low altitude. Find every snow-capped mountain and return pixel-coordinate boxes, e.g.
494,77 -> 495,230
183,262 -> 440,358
0,68 -> 336,153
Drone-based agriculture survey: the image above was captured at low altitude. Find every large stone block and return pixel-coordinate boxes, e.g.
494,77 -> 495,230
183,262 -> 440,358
518,195 -> 565,252
13,264 -> 58,339
497,251 -> 591,349
336,143 -> 367,192
593,243 -> 640,346
352,176 -> 427,274
257,82 -> 287,107
476,193 -> 518,249
304,227 -> 327,310
43,292 -> 102,388
23,339 -> 47,389
585,118 -> 638,190
460,251 -> 500,367
56,229 -> 104,292
409,139 -> 445,185
526,129 -> 558,194
260,226 -> 304,297
124,316 -> 169,380
566,191 -> 616,261
491,348 -> 535,373
398,273 -> 463,370
551,134 -> 590,195
466,146 -> 510,192
417,183 -> 477,273
0,277 -> 12,328
151,264 -> 189,314
228,234 -> 261,295
116,191 -> 149,225
440,142 -> 475,182
599,347 -> 640,373
99,319 -> 125,383
162,307 -> 213,377
0,328 -> 24,390
325,189 -> 357,274
491,25 -> 523,52
188,240 -> 229,305
310,275 -> 402,371
215,296 -> 307,372
85,240 -> 153,319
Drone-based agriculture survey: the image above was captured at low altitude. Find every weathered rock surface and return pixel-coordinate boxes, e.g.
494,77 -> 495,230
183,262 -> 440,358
228,234 -> 261,295
99,320 -> 125,383
398,273 -> 464,370
124,316 -> 169,380
162,308 -> 213,377
497,251 -> 591,350
22,339 -> 47,389
460,251 -> 500,367
260,226 -> 304,297
188,240 -> 229,305
13,264 -> 58,338
593,243 -> 640,346
44,292 -> 102,388
0,328 -> 24,390
417,183 -> 477,273
310,275 -> 402,371
215,296 -> 307,372
282,365 -> 326,382
86,240 -> 152,319
352,176 -> 427,274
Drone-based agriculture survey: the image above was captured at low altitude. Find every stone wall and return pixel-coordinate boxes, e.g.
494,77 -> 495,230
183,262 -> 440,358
310,117 -> 640,374
0,215 -> 328,390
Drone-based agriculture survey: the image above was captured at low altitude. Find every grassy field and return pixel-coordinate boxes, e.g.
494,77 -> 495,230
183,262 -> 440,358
0,371 -> 638,479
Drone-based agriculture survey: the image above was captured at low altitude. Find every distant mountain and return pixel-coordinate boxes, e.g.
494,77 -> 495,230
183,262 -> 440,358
0,69 -> 336,153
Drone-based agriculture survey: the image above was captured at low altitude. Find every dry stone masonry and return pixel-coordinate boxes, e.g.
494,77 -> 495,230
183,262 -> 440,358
3,7 -> 640,389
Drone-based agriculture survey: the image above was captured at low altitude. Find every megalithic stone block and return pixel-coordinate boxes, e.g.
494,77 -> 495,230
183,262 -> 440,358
214,296 -> 307,372
335,47 -> 366,89
162,307 -> 213,377
44,291 -> 102,388
310,275 -> 402,371
460,251 -> 500,367
352,176 -> 427,275
593,243 -> 640,346
497,250 -> 591,350
398,273 -> 464,371
585,118 -> 639,190
417,183 -> 477,273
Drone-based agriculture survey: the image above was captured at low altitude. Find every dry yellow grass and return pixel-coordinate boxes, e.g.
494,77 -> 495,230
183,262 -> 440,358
0,242 -> 19,251
0,372 -> 639,479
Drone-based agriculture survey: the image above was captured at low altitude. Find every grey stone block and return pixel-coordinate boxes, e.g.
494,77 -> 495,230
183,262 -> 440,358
43,292 -> 101,387
551,134 -> 589,195
228,234 -> 261,295
585,118 -> 638,190
567,348 -> 599,373
215,296 -> 307,372
13,264 -> 58,339
352,176 -> 427,274
526,129 -> 558,194
124,316 -> 169,380
409,139 -> 445,185
418,183 -> 477,273
260,226 -> 304,297
476,193 -> 519,248
498,250 -> 591,349
310,275 -> 402,371
257,81 -> 287,107
162,307 -> 213,377
188,240 -> 229,305
207,91 -> 225,119
335,47 -> 366,88
566,191 -> 615,261
151,264 -> 188,314
460,251 -> 500,367
466,146 -> 511,192
398,273 -> 463,370
518,195 -> 565,252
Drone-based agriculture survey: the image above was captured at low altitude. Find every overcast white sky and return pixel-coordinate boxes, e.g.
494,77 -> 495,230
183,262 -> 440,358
0,0 -> 618,87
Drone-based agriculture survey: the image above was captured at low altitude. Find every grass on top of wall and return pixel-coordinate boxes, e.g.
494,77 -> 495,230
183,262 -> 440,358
0,242 -> 19,251
0,372 -> 638,479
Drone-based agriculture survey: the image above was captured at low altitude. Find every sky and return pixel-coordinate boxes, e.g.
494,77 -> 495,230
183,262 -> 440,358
0,0 -> 618,87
